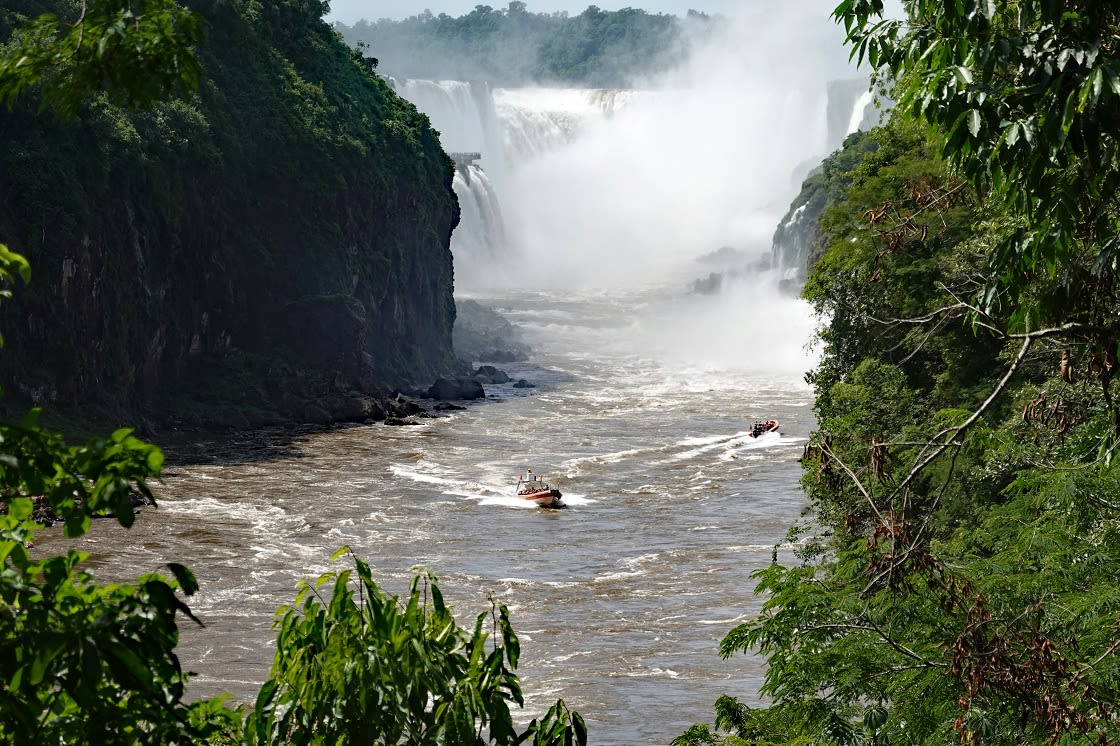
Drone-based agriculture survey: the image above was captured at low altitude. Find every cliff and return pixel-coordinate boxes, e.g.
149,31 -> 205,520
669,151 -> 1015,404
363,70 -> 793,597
770,129 -> 879,284
0,0 -> 463,431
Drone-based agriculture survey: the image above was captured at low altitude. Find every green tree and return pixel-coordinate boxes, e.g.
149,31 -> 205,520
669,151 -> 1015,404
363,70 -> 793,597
2,5 -> 584,744
680,11 -> 1120,731
246,550 -> 587,746
834,1 -> 1120,382
0,0 -> 204,118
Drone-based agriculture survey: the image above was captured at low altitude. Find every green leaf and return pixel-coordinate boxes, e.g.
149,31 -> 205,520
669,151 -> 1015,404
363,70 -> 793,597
1060,89 -> 1077,135
167,562 -> 199,596
0,244 -> 31,285
7,495 -> 32,521
864,704 -> 889,731
29,640 -> 66,686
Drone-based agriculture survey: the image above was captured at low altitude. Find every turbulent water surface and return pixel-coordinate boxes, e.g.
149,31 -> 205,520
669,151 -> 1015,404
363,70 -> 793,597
39,287 -> 816,745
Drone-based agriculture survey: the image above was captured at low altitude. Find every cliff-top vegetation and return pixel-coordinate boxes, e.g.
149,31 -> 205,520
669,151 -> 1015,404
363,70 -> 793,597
334,2 -> 715,88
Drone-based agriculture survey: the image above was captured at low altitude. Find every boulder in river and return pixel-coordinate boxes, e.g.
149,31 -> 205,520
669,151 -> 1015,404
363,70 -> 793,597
427,377 -> 486,401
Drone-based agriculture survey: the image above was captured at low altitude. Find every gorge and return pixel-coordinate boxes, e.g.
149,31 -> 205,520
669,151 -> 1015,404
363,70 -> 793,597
6,1 -> 879,744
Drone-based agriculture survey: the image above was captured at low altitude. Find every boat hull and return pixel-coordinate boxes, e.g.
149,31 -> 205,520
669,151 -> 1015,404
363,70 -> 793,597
521,488 -> 563,508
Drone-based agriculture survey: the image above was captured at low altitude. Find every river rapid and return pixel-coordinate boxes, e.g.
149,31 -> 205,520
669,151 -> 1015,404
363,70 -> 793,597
36,284 -> 818,745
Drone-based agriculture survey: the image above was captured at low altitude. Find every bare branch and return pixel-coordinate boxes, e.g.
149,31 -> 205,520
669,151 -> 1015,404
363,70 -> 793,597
891,335 -> 1033,499
818,436 -> 882,523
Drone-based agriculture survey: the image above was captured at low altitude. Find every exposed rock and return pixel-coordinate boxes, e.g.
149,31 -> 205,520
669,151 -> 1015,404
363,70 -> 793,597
0,4 -> 461,432
453,300 -> 531,363
301,404 -> 334,426
321,394 -> 376,423
474,365 -> 511,384
512,379 -> 535,388
427,377 -> 486,401
690,273 -> 722,295
387,393 -> 425,417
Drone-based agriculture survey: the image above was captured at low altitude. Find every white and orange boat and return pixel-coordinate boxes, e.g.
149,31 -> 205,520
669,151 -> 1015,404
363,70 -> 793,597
516,469 -> 564,508
749,419 -> 781,439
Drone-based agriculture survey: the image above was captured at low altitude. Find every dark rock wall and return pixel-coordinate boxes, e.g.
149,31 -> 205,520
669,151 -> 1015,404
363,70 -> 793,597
0,0 -> 461,428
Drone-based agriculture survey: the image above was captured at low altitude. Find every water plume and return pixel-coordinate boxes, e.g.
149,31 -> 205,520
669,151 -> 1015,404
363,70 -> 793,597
497,4 -> 858,292
396,3 -> 869,376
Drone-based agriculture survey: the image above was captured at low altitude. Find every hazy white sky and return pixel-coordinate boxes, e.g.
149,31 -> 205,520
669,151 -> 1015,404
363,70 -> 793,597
326,0 -> 783,25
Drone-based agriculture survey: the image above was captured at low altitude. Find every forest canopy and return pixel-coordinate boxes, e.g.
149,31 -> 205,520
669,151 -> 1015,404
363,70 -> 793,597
334,2 -> 714,87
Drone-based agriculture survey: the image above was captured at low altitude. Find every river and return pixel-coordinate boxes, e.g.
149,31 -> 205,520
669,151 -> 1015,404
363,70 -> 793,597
37,282 -> 818,745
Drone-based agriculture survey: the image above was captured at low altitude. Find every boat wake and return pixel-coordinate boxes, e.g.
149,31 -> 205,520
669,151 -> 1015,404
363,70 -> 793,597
730,431 -> 806,450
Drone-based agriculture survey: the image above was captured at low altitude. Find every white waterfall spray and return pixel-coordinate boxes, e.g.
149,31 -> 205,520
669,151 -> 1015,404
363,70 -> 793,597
396,5 -> 873,374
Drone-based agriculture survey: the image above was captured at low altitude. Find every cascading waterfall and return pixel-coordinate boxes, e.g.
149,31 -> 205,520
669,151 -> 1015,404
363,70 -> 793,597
397,6 -> 872,370
846,89 -> 877,137
770,203 -> 812,281
450,160 -> 507,288
494,87 -> 632,162
399,81 -> 629,285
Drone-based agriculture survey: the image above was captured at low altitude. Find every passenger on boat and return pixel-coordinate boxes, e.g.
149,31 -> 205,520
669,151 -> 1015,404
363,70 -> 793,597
751,419 -> 780,437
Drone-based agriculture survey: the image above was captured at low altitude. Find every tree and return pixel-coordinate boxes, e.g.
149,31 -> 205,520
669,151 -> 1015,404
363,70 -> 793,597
246,550 -> 587,746
0,3 -> 241,742
1,5 -> 585,744
680,49 -> 1120,740
834,1 -> 1120,372
0,0 -> 204,118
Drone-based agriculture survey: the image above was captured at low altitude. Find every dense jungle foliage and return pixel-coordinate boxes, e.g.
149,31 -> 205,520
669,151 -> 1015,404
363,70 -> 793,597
0,0 -> 462,432
334,2 -> 713,88
0,1 -> 585,744
679,1 -> 1120,744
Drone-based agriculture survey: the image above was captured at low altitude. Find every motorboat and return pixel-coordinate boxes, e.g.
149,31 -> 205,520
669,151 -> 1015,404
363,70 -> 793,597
748,419 -> 780,439
734,419 -> 782,447
516,469 -> 564,508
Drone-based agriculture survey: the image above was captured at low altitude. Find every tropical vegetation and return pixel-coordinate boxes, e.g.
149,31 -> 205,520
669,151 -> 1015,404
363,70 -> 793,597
0,0 -> 460,432
678,1 -> 1120,744
334,2 -> 714,88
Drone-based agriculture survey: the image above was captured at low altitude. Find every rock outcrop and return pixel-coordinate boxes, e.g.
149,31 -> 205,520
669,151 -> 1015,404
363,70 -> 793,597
0,1 -> 464,432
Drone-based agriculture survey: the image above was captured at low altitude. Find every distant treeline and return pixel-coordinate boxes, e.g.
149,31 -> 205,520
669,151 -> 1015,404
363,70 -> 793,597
333,2 -> 715,88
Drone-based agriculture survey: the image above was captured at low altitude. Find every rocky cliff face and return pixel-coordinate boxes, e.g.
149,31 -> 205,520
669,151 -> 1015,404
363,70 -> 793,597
770,129 -> 880,286
0,0 -> 463,430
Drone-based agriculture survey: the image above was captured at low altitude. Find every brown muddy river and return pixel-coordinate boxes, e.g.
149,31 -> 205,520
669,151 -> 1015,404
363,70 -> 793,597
37,288 -> 818,744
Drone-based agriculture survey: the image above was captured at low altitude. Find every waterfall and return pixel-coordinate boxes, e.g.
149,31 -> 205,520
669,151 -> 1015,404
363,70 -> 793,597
767,80 -> 880,282
395,4 -> 866,300
771,203 -> 811,280
846,89 -> 877,137
401,76 -> 873,294
398,79 -> 501,158
495,88 -> 632,162
451,161 -> 507,289
400,81 -> 631,289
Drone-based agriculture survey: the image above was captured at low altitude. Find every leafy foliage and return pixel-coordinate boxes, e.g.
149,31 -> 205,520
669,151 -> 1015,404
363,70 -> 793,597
335,3 -> 712,88
0,0 -> 204,119
0,244 -> 238,742
0,0 -> 460,427
0,4 -> 581,745
246,550 -> 587,746
834,0 -> 1120,325
681,3 -> 1120,740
